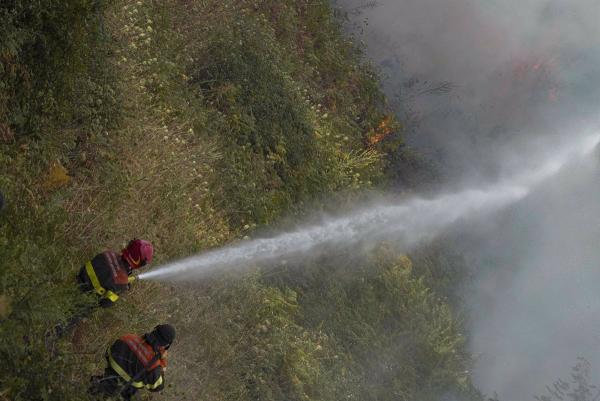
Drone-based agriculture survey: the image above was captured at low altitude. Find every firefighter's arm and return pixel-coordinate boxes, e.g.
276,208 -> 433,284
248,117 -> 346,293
145,367 -> 165,392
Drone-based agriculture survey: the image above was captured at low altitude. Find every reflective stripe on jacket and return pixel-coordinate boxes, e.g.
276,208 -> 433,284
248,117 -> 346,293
80,251 -> 130,305
108,335 -> 166,391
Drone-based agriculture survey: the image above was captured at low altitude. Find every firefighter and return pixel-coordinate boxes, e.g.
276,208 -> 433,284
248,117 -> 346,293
89,324 -> 175,400
49,239 -> 154,342
77,239 -> 154,308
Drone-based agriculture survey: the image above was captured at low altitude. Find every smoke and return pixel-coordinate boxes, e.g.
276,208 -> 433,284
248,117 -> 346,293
334,0 -> 600,399
338,0 -> 600,182
457,150 -> 600,400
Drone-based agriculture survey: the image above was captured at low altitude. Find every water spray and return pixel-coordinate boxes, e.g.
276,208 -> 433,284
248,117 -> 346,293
139,133 -> 600,282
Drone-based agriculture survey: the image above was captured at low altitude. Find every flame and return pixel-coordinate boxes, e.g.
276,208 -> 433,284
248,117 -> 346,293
513,58 -> 553,79
367,115 -> 394,146
511,57 -> 560,103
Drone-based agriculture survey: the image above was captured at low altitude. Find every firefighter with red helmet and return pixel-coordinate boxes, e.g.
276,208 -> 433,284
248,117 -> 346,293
77,239 -> 154,307
89,324 -> 175,400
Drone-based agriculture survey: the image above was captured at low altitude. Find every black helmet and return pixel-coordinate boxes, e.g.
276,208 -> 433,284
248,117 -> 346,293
153,324 -> 176,347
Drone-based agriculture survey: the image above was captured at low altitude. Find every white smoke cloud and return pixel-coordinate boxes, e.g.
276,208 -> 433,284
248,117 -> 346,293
338,0 -> 600,182
335,0 -> 600,399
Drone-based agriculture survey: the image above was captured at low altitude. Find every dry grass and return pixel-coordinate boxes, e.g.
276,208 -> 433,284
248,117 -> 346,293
56,2 -> 236,397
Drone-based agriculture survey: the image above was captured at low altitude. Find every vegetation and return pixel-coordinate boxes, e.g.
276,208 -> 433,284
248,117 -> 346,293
1,1 -> 478,401
535,358 -> 599,401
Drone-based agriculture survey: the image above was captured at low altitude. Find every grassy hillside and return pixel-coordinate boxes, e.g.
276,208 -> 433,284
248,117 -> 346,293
0,1 -> 480,400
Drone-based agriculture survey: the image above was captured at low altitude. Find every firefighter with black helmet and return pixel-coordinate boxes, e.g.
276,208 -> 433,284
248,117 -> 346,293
89,324 -> 176,400
77,239 -> 154,307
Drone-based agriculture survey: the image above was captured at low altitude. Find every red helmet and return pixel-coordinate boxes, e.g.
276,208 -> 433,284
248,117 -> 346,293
122,239 -> 153,269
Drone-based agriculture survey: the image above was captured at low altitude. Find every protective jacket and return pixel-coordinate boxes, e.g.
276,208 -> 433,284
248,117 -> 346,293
107,334 -> 167,392
77,251 -> 133,307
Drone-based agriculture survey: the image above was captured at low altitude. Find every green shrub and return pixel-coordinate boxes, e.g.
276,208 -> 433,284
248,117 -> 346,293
183,3 -> 387,226
0,171 -> 93,400
166,275 -> 335,401
0,0 -> 119,137
267,246 -> 481,401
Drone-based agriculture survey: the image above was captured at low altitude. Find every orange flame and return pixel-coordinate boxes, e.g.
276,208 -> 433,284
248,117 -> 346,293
367,115 -> 394,146
512,57 -> 560,103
